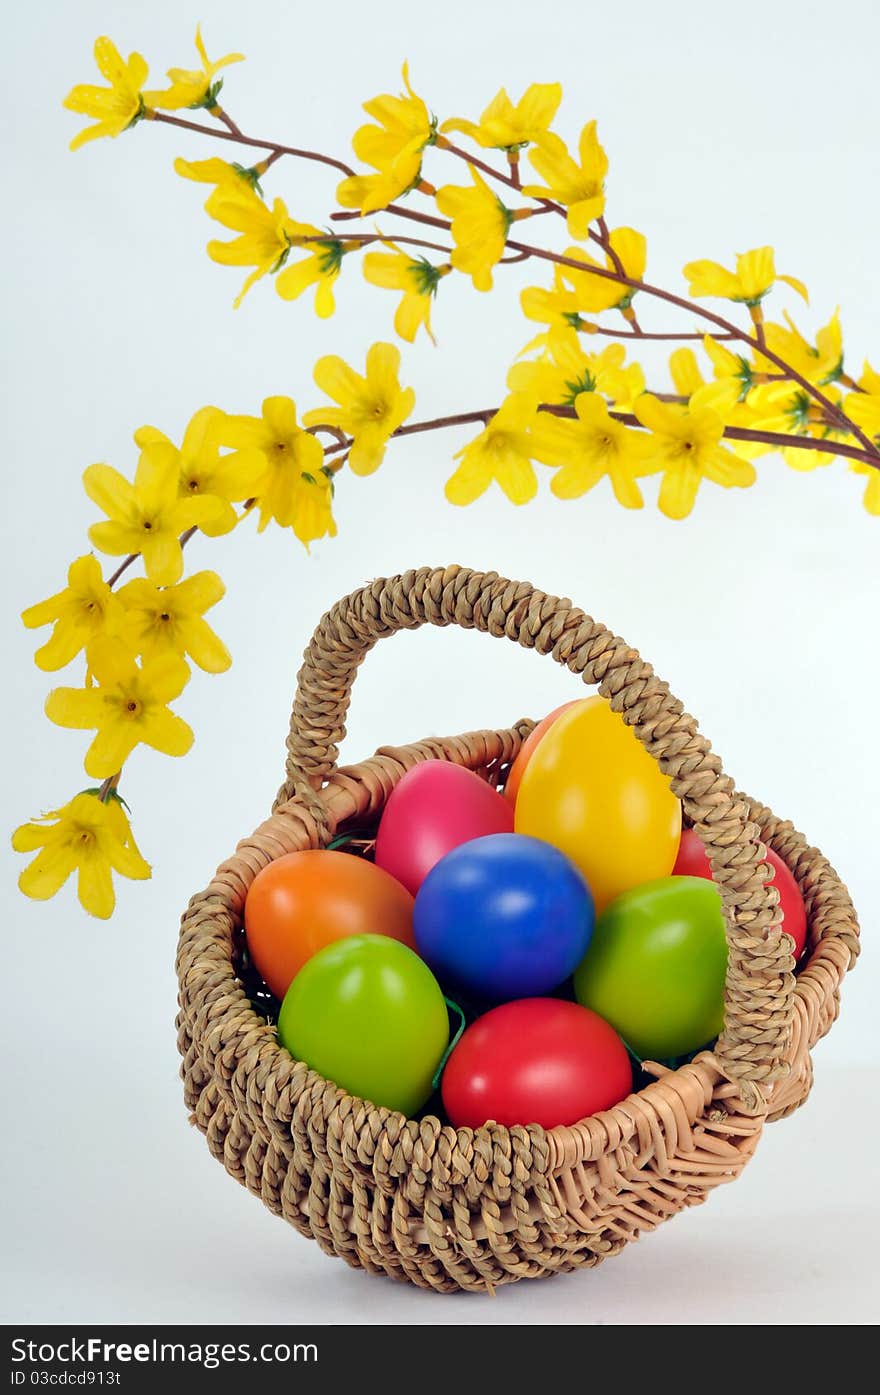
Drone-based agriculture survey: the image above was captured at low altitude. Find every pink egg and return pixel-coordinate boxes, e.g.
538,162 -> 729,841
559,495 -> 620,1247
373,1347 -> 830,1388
374,760 -> 514,895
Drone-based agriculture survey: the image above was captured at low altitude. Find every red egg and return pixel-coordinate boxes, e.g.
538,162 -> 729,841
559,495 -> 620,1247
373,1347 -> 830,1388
504,700 -> 585,805
672,827 -> 807,959
374,760 -> 513,895
441,998 -> 632,1130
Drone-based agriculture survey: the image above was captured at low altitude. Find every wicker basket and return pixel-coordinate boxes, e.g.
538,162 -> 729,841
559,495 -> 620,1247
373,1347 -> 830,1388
176,566 -> 859,1293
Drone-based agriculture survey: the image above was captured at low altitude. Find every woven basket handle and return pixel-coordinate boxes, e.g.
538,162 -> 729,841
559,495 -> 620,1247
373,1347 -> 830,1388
279,565 -> 794,1104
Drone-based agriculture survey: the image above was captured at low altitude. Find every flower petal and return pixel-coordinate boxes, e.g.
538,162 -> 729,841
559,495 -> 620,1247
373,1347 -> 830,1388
87,633 -> 138,687
311,355 -> 363,406
658,465 -> 700,519
141,653 -> 191,703
83,463 -> 135,522
140,708 -> 194,758
21,589 -> 66,630
274,257 -> 320,303
778,273 -> 809,304
34,624 -> 90,672
445,457 -> 490,506
19,844 -> 75,901
550,460 -> 605,499
135,441 -> 181,513
87,520 -> 137,557
12,820 -> 55,853
84,724 -> 141,779
261,396 -> 299,440
45,686 -> 106,730
365,341 -> 402,394
173,570 -> 226,613
141,534 -> 183,586
77,856 -> 116,918
178,616 -> 232,673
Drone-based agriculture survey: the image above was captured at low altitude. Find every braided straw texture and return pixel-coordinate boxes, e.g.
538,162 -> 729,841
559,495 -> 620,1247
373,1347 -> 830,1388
177,567 -> 859,1292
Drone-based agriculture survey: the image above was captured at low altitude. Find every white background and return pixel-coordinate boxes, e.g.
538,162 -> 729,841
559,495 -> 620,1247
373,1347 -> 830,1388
2,0 -> 878,1325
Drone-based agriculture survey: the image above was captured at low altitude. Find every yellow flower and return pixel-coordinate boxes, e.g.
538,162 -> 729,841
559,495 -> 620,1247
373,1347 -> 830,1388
216,397 -> 334,545
559,227 -> 647,313
303,343 -> 415,475
275,224 -> 354,318
634,390 -> 756,518
117,572 -> 231,673
757,309 -> 843,386
201,180 -> 295,307
45,636 -> 193,779
843,360 -> 880,511
683,246 -> 808,306
670,341 -> 755,414
84,442 -> 222,585
337,64 -> 435,214
845,388 -> 880,439
13,791 -> 150,920
531,393 -> 655,508
745,381 -> 845,470
850,461 -> 880,515
63,37 -> 149,151
858,361 -> 880,394
508,335 -> 643,409
134,408 -> 265,535
440,83 -> 562,151
22,555 -> 124,672
362,246 -> 449,343
522,122 -> 608,239
144,25 -> 243,112
668,343 -> 766,460
445,395 -> 538,506
520,267 -> 582,349
174,154 -> 259,193
435,167 -> 512,291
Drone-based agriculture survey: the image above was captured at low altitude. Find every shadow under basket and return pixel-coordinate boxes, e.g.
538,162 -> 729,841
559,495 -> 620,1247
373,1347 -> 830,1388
176,566 -> 860,1293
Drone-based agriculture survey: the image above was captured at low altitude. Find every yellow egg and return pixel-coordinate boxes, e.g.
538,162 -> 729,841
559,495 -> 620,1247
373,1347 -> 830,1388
514,696 -> 681,912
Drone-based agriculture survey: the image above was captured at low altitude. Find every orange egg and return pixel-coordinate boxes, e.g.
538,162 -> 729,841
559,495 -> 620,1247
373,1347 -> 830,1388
244,850 -> 415,1000
505,700 -> 586,805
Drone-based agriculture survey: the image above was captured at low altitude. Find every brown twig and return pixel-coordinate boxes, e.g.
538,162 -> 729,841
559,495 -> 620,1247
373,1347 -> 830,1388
148,109 -> 356,178
145,113 -> 878,469
580,324 -> 739,342
314,402 -> 880,469
210,106 -> 243,138
295,231 -> 453,257
97,772 -> 120,803
435,135 -> 563,214
504,239 -> 880,464
106,554 -> 138,587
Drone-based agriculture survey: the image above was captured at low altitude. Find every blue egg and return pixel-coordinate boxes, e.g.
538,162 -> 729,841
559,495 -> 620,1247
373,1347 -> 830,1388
413,832 -> 594,1002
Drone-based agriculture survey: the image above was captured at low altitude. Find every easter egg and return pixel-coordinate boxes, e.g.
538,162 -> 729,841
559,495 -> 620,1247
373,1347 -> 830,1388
277,935 -> 448,1116
245,850 -> 415,1000
441,998 -> 632,1129
414,833 -> 594,1001
504,699 -> 585,805
673,827 -> 807,960
375,759 -> 513,896
574,876 -> 727,1060
515,696 -> 681,912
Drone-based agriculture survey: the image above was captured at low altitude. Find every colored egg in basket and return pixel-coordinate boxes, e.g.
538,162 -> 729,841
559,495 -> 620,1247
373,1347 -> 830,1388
515,697 -> 682,912
374,759 -> 513,895
414,831 -> 594,1001
244,849 -> 415,1000
277,934 -> 449,1117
